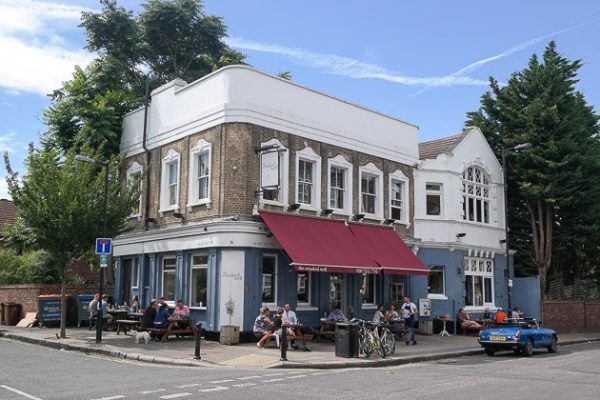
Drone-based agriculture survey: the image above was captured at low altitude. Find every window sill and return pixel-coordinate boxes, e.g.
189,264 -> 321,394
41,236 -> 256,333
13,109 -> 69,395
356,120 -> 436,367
297,305 -> 318,312
187,199 -> 212,210
362,213 -> 383,221
159,206 -> 180,214
259,199 -> 285,208
362,304 -> 377,310
190,307 -> 207,311
427,294 -> 448,300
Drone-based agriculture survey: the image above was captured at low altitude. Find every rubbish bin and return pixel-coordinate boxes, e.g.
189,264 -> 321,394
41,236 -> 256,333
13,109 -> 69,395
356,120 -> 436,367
37,295 -> 64,328
77,294 -> 95,327
335,322 -> 359,358
1,302 -> 22,326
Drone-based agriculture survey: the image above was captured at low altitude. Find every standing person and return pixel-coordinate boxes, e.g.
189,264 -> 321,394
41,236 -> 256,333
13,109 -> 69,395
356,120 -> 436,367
402,296 -> 418,345
142,299 -> 157,330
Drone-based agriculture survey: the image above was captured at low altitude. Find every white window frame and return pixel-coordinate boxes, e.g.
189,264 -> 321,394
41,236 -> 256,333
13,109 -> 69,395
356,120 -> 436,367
190,254 -> 208,310
462,165 -> 491,225
359,163 -> 384,219
187,139 -> 212,209
389,169 -> 409,224
262,254 -> 278,307
297,272 -> 312,305
131,258 -> 140,290
427,265 -> 447,300
295,147 -> 321,211
162,257 -> 177,302
327,155 -> 353,215
464,256 -> 495,310
259,139 -> 289,206
126,162 -> 143,218
160,149 -> 181,213
425,182 -> 443,217
361,274 -> 379,308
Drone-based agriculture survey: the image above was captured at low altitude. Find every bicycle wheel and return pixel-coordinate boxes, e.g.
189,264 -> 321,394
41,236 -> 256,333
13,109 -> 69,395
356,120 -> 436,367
380,328 -> 396,356
359,330 -> 374,358
373,330 -> 386,358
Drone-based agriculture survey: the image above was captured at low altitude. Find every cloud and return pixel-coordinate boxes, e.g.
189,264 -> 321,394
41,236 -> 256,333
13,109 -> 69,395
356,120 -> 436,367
0,177 -> 10,200
227,37 -> 489,88
0,131 -> 17,153
0,0 -> 89,36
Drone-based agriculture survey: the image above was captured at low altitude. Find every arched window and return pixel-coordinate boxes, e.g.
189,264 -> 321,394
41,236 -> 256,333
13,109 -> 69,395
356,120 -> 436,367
462,166 -> 490,224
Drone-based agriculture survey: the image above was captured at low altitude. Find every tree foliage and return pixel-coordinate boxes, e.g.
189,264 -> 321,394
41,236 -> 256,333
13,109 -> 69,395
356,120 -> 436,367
467,41 -> 600,295
45,0 -> 246,158
0,249 -> 59,285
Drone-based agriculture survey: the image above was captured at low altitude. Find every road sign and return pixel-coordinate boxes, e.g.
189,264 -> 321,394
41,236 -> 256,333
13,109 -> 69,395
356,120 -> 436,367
99,254 -> 108,268
95,238 -> 112,254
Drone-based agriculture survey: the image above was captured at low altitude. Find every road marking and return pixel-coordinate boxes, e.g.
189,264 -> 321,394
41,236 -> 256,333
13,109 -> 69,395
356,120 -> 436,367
159,393 -> 192,399
209,379 -> 234,384
0,385 -> 44,400
237,375 -> 261,380
141,389 -> 166,394
198,387 -> 228,393
287,375 -> 308,379
262,378 -> 285,383
310,372 -> 325,376
176,384 -> 201,388
262,372 -> 284,377
90,396 -> 126,400
232,383 -> 257,388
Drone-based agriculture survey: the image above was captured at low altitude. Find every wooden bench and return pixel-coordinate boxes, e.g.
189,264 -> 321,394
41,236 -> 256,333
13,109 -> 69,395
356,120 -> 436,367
115,319 -> 140,335
147,321 -> 196,342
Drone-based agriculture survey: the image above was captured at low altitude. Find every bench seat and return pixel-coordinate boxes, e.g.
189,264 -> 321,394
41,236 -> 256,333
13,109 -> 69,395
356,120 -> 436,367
115,319 -> 140,335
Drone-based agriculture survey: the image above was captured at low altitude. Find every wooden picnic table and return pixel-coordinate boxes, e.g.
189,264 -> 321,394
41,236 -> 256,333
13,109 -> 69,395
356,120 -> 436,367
147,318 -> 197,342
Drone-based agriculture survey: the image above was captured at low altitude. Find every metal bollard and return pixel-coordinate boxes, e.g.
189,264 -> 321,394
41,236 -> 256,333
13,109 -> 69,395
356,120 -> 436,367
194,322 -> 202,359
280,325 -> 288,361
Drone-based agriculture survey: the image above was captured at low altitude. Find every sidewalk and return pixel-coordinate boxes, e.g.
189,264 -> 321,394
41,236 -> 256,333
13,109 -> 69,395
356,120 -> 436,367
1,325 -> 598,369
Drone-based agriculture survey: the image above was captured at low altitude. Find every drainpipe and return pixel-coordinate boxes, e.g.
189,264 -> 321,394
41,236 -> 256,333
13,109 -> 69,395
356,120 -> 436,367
142,75 -> 151,231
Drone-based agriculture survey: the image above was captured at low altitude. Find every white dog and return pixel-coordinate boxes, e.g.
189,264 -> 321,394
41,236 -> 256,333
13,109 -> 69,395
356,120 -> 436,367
133,330 -> 151,344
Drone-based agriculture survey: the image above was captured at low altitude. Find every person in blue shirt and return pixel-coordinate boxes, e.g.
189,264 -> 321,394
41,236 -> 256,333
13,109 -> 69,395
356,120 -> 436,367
327,306 -> 346,321
154,303 -> 171,327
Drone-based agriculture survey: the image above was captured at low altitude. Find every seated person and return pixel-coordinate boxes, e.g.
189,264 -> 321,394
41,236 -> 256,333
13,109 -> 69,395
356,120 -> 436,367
254,307 -> 275,348
458,308 -> 482,332
142,299 -> 158,330
282,304 -> 310,350
130,296 -> 140,313
386,304 -> 404,335
154,303 -> 171,328
495,307 -> 507,323
173,299 -> 191,327
372,304 -> 385,324
511,307 -> 523,319
271,308 -> 296,349
327,306 -> 346,322
347,305 -> 356,321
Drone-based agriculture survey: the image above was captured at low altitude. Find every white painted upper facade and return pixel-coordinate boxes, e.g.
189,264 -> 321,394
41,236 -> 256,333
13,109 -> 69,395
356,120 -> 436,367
121,65 -> 420,165
414,127 -> 506,251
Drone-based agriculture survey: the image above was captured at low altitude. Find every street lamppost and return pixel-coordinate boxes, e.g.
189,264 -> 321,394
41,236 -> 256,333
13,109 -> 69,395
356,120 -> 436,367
501,143 -> 532,311
75,154 -> 109,344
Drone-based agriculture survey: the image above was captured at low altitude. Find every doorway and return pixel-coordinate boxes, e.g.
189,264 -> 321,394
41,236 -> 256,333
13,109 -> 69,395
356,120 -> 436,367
329,274 -> 345,311
389,282 -> 404,307
121,258 -> 132,305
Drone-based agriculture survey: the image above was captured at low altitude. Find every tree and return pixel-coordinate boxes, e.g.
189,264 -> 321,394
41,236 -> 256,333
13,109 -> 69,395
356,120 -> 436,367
467,41 -> 600,297
42,0 -> 246,158
4,144 -> 136,337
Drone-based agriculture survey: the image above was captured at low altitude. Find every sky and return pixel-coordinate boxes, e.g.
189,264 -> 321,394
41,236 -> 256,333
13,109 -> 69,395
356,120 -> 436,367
1,0 -> 599,199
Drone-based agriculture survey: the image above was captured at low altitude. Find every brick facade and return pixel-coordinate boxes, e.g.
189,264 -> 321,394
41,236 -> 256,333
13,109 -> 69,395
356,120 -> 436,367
124,122 -> 416,237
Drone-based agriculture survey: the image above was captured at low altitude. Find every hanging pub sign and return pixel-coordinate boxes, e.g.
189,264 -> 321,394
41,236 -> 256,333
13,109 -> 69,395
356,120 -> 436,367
260,149 -> 280,189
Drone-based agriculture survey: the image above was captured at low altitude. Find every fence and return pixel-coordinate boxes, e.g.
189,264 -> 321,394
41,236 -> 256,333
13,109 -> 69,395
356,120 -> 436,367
547,279 -> 600,301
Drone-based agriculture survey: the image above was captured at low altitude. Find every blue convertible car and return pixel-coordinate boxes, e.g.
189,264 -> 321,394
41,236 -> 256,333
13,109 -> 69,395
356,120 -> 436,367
478,318 -> 558,356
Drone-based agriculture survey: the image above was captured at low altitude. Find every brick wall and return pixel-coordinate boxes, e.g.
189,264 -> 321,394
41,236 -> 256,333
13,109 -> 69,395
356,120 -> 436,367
123,121 -> 417,237
0,284 -> 114,324
542,300 -> 600,333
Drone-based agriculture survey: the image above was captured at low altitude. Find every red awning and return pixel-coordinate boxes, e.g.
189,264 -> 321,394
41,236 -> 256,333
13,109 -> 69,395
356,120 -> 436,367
348,223 -> 429,275
259,211 -> 380,274
259,210 -> 428,275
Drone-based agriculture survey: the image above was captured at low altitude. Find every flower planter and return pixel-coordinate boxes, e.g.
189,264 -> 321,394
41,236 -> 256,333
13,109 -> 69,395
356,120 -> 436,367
220,325 -> 240,345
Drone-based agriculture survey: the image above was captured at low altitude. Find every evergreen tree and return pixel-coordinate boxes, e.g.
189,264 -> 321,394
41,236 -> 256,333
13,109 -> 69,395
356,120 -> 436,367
467,41 -> 600,296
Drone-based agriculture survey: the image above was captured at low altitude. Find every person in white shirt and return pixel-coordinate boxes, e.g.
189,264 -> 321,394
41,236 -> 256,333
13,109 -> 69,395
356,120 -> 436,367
402,296 -> 418,345
283,303 -> 310,351
282,303 -> 298,325
372,304 -> 385,324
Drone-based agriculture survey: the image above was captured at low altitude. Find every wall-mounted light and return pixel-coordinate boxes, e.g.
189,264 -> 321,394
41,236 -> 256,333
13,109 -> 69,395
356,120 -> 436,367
456,232 -> 467,239
264,228 -> 273,238
383,218 -> 395,225
287,203 -> 301,212
320,208 -> 334,217
353,213 -> 365,221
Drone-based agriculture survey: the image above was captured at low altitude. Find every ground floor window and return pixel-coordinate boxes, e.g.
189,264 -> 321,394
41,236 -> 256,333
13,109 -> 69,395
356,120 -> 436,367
361,274 -> 379,305
262,255 -> 277,304
428,266 -> 445,296
389,282 -> 404,306
464,257 -> 494,306
162,257 -> 176,301
191,254 -> 208,308
297,272 -> 311,304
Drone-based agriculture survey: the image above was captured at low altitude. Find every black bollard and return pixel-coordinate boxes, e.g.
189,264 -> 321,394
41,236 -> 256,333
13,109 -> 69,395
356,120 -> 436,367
280,325 -> 288,361
194,322 -> 202,359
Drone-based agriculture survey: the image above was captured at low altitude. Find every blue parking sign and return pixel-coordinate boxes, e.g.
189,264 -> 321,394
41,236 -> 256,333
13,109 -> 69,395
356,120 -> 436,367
95,238 -> 112,254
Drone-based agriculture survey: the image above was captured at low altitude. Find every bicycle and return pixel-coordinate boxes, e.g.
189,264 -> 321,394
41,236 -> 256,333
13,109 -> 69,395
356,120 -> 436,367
356,319 -> 376,358
356,320 -> 395,358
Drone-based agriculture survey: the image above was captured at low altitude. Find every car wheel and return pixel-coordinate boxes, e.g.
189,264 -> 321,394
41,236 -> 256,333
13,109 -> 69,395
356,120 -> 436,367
522,339 -> 534,357
484,348 -> 495,356
547,336 -> 558,353
513,348 -> 521,355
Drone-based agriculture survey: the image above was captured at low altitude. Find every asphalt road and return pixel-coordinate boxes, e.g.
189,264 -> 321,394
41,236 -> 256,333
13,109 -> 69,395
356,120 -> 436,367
1,337 -> 599,400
